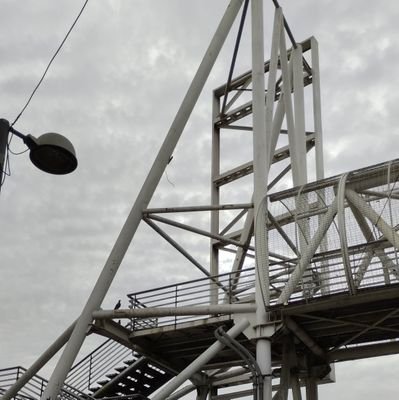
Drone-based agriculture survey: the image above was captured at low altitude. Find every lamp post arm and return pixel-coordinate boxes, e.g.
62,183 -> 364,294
9,126 -> 37,149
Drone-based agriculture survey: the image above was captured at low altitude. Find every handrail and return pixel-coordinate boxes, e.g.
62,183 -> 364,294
66,337 -> 133,393
0,337 -> 134,399
0,366 -> 95,400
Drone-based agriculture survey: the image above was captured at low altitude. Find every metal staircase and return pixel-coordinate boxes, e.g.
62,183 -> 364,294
0,337 -> 174,400
0,366 -> 92,400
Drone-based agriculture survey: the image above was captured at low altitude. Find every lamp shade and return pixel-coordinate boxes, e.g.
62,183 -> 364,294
28,132 -> 77,175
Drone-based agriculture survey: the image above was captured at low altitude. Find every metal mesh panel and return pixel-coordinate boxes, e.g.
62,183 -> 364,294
268,160 -> 399,303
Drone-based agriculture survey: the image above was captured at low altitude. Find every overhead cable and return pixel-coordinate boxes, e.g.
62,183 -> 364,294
11,0 -> 90,127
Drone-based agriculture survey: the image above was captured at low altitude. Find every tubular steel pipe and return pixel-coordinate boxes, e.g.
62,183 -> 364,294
277,198 -> 338,304
285,317 -> 325,359
93,304 -> 256,320
152,319 -> 250,400
41,2 -> 244,399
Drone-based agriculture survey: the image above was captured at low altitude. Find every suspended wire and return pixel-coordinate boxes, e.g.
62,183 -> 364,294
271,0 -> 297,50
0,148 -> 11,191
1,0 -> 89,191
220,0 -> 249,116
165,170 -> 175,187
270,0 -> 312,75
0,132 -> 14,191
8,146 -> 29,156
11,0 -> 90,127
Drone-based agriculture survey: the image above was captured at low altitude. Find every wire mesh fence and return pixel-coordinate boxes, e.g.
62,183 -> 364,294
127,160 -> 399,331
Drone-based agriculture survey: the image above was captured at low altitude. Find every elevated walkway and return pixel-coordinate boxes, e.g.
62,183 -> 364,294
3,159 -> 399,399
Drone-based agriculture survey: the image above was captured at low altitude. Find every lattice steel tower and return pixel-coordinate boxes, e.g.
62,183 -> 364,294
4,1 -> 399,400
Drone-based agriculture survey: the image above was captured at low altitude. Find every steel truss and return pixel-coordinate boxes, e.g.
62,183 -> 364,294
5,1 -> 399,400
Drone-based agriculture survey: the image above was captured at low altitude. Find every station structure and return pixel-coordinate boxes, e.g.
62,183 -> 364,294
2,1 -> 399,399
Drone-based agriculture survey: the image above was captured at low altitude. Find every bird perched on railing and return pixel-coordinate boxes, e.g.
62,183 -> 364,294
114,299 -> 121,310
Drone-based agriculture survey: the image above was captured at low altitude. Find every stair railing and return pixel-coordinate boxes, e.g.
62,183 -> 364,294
66,337 -> 134,393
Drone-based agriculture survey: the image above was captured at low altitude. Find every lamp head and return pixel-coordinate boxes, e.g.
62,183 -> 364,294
26,132 -> 77,175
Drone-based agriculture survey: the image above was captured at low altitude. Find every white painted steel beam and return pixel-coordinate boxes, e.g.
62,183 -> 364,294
346,188 -> 399,251
292,44 -> 308,184
337,173 -> 356,294
310,37 -> 324,181
334,308 -> 399,349
144,203 -> 253,214
277,198 -> 338,304
41,2 -> 244,398
93,304 -> 256,320
151,319 -> 250,400
251,4 -> 282,400
349,203 -> 397,286
147,214 -> 249,248
211,92 -> 222,303
328,340 -> 399,362
166,384 -> 196,400
285,317 -> 325,358
225,97 -> 291,289
144,217 -> 214,279
265,6 -> 283,149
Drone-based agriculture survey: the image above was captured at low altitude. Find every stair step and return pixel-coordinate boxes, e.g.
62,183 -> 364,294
89,386 -> 101,393
115,366 -> 127,372
97,379 -> 110,385
106,373 -> 118,379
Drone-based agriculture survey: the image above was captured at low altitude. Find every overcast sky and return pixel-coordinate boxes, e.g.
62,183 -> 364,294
1,0 -> 399,399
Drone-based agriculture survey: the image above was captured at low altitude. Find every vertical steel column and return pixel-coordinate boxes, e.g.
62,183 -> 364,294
279,337 -> 292,400
41,2 -> 244,398
251,1 -> 272,399
310,37 -> 324,181
310,36 -> 329,296
210,91 -> 221,305
292,45 -> 307,184
291,376 -> 303,400
305,378 -> 318,400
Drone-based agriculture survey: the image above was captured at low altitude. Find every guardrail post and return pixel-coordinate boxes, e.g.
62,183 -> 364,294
40,379 -> 45,397
88,354 -> 92,391
229,273 -> 232,304
175,286 -> 178,328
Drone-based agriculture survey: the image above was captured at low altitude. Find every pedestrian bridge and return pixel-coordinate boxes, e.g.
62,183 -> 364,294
3,158 -> 399,400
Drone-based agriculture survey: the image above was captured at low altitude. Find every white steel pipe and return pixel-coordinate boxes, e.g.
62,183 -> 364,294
337,174 -> 356,294
345,188 -> 399,250
277,198 -> 338,304
252,2 -> 274,400
93,304 -> 256,319
292,44 -> 307,184
166,384 -> 197,400
41,2 -> 244,399
310,37 -> 324,181
211,92 -> 221,304
152,319 -> 250,400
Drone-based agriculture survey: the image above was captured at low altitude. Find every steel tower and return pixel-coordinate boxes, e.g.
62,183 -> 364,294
3,1 -> 399,400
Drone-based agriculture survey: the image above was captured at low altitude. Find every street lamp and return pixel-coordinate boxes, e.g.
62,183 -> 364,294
0,118 -> 77,180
